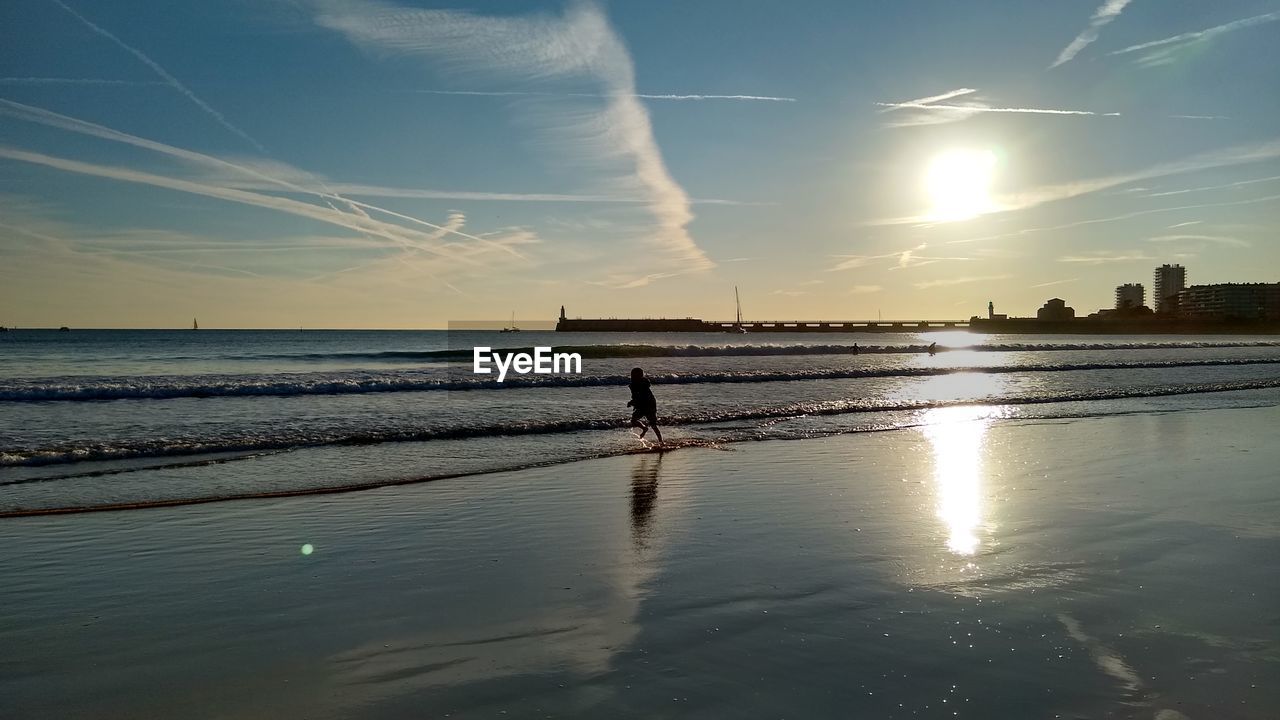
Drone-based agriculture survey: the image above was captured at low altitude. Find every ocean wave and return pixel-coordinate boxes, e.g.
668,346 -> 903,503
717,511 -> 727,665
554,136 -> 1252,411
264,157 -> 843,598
3,358 -> 1278,402
230,340 -> 1280,363
4,378 -> 1279,468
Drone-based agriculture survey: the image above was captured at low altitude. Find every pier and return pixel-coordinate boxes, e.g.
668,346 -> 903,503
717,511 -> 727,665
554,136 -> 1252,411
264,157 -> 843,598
555,316 -> 969,333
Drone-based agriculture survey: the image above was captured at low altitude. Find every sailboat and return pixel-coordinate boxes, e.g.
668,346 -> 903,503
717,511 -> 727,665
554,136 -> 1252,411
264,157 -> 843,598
732,286 -> 748,333
192,318 -> 199,331
500,311 -> 520,333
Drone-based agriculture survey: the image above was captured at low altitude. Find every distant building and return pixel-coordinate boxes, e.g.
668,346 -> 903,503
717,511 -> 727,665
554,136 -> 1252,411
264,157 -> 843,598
1177,283 -> 1280,320
1154,264 -> 1186,314
1036,298 -> 1075,321
1115,283 -> 1145,310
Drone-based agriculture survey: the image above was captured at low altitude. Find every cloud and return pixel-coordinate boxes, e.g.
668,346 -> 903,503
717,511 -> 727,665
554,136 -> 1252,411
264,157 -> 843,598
987,138 -> 1280,216
1167,220 -> 1202,229
1147,174 -> 1280,198
0,77 -> 166,86
950,191 -> 1280,244
875,87 -> 1124,128
1031,278 -> 1079,288
311,0 -> 713,272
877,89 -> 1223,128
1109,11 -> 1280,67
875,100 -> 1120,117
848,285 -> 882,294
48,0 -> 266,153
1146,234 -> 1249,248
0,146 -> 532,270
770,289 -> 811,297
878,88 -> 978,110
585,271 -> 685,289
1051,0 -> 1135,68
828,245 -> 968,272
2,98 -> 746,209
412,89 -> 795,102
914,274 -> 1011,289
1057,251 -> 1154,264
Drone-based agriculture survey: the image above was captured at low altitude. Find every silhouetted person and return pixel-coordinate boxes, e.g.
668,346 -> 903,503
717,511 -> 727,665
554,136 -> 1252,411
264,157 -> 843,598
927,342 -> 937,355
627,367 -> 663,443
852,342 -> 859,355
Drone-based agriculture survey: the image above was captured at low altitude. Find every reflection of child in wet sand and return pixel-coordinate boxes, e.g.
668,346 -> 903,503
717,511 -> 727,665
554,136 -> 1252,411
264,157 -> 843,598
627,367 -> 663,443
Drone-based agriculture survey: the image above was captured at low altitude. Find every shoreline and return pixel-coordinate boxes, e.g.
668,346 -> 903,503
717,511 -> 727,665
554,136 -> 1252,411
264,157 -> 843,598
7,385 -> 1280,518
4,404 -> 1278,718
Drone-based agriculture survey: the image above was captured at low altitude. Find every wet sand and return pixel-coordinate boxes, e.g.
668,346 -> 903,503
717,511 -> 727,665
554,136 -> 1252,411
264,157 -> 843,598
3,405 -> 1279,719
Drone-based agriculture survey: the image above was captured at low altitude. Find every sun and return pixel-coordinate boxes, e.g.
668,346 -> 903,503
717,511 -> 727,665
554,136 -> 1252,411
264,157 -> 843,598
924,149 -> 997,221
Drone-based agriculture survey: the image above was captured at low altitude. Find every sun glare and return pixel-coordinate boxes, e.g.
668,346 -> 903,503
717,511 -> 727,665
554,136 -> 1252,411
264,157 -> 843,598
924,149 -> 997,221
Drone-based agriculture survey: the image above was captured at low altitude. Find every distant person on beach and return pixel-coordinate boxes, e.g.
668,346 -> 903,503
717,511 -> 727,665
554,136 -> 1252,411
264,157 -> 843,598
627,367 -> 663,443
927,342 -> 937,355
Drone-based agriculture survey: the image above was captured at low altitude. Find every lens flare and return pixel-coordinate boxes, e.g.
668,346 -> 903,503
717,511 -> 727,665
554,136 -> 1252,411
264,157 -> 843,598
300,543 -> 314,556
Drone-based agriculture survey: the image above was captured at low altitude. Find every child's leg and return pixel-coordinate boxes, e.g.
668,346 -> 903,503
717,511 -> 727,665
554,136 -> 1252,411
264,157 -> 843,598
631,413 -> 649,437
648,413 -> 662,442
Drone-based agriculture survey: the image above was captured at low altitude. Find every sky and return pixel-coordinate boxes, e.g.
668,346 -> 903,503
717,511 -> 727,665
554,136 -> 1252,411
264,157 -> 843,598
1,0 -> 1278,328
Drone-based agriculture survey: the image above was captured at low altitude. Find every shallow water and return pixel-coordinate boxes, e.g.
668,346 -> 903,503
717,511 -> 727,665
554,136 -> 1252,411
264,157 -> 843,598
2,329 -> 1280,512
2,405 -> 1277,718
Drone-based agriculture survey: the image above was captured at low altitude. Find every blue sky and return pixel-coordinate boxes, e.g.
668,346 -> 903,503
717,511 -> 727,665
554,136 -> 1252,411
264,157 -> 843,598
1,0 -> 1278,327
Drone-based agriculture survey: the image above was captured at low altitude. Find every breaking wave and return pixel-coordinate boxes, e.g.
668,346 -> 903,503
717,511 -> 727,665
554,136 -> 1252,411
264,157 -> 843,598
5,377 -> 1279,468
4,358 -> 1279,403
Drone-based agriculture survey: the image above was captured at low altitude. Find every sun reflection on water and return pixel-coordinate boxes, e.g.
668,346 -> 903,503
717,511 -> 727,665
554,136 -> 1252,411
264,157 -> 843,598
920,406 -> 996,555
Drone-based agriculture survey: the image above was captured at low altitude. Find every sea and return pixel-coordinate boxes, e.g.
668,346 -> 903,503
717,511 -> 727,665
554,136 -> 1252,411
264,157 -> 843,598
3,329 -> 1280,515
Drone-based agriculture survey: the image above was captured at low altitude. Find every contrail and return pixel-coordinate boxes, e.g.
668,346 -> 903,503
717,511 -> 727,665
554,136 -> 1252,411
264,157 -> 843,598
874,101 -> 1120,117
0,145 -> 525,267
411,89 -> 796,102
47,0 -> 266,153
878,88 -> 977,111
1052,0 -> 1135,68
0,77 -> 166,86
1110,11 -> 1280,56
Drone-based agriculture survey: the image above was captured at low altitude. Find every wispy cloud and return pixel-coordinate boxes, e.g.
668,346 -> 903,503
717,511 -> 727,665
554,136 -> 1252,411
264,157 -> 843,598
312,0 -> 713,272
950,192 -> 1280,244
1031,278 -> 1079,288
828,244 -> 968,272
1051,0 -> 1135,68
877,89 -> 1222,127
0,146 -> 533,270
875,100 -> 1120,117
879,88 -> 977,109
1167,220 -> 1202,229
1110,11 -> 1280,67
849,285 -> 882,294
412,89 -> 795,102
48,0 -> 265,153
914,274 -> 1011,289
1147,174 -> 1280,198
585,271 -> 685,289
1,97 -> 749,208
0,77 -> 165,86
1057,251 -> 1153,264
1146,234 -> 1249,247
874,87 -> 1132,128
984,138 -> 1280,217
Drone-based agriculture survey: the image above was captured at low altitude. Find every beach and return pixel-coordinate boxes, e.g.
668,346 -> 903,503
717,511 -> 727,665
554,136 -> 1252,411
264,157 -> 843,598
4,403 -> 1278,719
